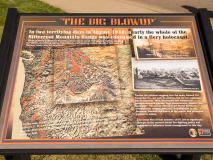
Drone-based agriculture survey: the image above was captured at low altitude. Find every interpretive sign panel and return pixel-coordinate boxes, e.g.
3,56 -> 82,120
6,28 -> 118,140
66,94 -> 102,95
0,9 -> 213,152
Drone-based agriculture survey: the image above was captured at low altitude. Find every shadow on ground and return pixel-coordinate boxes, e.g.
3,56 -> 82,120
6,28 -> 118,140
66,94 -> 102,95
182,5 -> 213,18
159,154 -> 179,160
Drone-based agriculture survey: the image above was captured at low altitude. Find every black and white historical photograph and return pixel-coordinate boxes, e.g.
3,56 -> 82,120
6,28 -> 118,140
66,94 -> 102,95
132,59 -> 202,91
133,28 -> 196,59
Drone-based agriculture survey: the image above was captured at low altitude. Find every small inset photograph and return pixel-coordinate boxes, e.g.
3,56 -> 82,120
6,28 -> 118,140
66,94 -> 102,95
133,28 -> 196,59
132,59 -> 202,91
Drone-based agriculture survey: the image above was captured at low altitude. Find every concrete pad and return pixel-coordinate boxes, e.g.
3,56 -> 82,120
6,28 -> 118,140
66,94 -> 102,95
40,0 -> 213,27
40,0 -> 172,13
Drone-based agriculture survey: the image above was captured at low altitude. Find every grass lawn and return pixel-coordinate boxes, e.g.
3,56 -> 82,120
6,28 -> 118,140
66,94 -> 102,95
0,0 -> 65,42
0,0 -> 213,160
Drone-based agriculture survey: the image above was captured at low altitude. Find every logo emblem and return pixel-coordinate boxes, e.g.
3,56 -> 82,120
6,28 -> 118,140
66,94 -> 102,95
198,129 -> 211,136
189,129 -> 197,137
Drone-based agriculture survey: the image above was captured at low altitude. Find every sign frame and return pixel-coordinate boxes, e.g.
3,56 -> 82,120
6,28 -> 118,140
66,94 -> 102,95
0,8 -> 213,154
